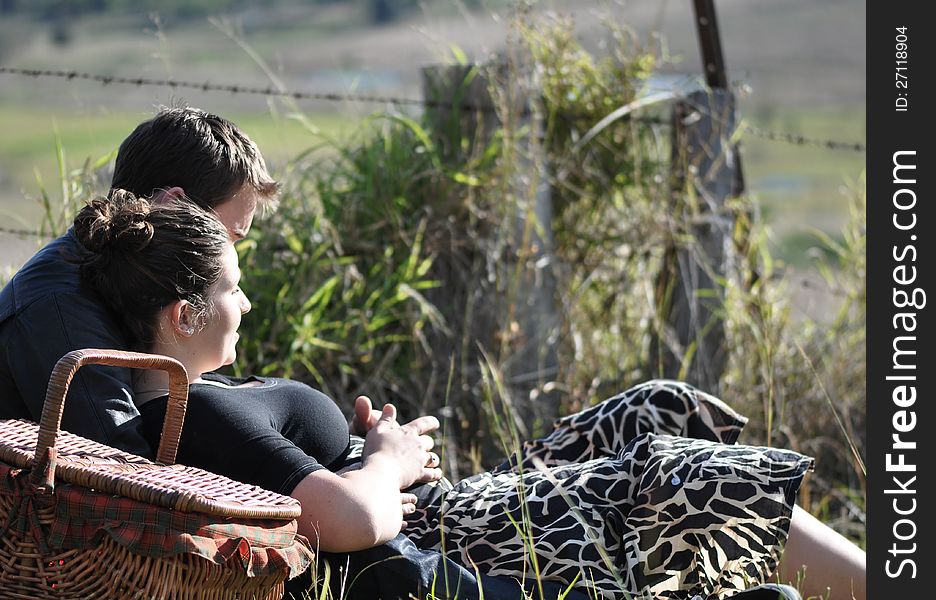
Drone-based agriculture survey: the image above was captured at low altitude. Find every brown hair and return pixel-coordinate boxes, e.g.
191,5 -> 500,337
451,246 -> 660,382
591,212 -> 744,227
111,106 -> 279,211
74,189 -> 230,349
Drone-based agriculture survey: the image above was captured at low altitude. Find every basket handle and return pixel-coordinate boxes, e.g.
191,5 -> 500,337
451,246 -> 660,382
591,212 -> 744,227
35,349 -> 190,467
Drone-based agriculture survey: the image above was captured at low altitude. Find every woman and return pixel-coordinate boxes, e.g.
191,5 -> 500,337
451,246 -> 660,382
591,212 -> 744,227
73,191 -> 865,600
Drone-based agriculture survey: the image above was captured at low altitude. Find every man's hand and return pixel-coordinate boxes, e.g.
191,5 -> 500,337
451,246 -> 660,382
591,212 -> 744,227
350,395 -> 385,436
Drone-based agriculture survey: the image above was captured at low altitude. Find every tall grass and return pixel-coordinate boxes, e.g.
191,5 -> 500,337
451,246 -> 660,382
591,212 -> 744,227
228,10 -> 865,542
239,12 -> 864,595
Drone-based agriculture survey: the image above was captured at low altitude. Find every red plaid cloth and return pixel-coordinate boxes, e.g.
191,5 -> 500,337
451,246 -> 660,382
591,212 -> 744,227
0,463 -> 314,579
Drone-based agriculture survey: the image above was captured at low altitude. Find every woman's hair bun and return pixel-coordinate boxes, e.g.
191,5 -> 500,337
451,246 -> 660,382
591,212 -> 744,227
74,189 -> 155,254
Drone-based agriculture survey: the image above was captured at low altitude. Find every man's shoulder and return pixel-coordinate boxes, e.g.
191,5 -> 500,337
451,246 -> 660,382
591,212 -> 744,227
0,231 -> 126,352
1,232 -> 85,316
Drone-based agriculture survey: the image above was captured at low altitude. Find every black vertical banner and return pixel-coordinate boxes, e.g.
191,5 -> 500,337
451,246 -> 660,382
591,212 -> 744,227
867,2 -> 932,598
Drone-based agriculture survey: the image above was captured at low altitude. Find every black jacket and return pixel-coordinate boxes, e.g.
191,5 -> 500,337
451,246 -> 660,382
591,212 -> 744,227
0,230 -> 153,458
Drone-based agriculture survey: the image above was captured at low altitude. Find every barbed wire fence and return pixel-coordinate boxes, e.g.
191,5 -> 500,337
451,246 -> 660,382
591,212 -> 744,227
0,226 -> 47,238
744,124 -> 864,153
0,65 -> 864,297
1,66 -> 865,151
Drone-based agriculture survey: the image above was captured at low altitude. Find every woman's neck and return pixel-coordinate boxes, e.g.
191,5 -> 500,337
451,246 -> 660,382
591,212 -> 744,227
149,339 -> 202,384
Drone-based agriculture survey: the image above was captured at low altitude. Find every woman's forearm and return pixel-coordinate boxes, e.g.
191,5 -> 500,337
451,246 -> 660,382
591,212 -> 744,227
290,458 -> 406,553
289,404 -> 440,553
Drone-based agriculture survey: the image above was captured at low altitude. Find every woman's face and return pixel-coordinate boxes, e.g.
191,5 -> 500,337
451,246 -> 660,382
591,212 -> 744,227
186,244 -> 251,375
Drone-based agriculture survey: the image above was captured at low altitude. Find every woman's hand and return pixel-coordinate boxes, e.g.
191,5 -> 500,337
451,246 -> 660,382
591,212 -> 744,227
400,492 -> 418,530
363,403 -> 442,489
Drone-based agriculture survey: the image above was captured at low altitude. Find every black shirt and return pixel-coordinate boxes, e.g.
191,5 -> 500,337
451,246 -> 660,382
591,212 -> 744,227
140,373 -> 351,495
0,230 -> 151,457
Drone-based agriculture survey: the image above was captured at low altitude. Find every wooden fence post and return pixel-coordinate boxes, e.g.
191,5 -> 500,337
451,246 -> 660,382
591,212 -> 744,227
652,88 -> 739,393
422,63 -> 560,441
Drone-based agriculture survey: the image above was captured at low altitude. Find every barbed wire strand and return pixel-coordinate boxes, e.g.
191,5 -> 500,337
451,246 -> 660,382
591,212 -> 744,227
0,226 -> 49,238
745,124 -> 865,153
0,66 -> 435,108
1,66 -> 865,153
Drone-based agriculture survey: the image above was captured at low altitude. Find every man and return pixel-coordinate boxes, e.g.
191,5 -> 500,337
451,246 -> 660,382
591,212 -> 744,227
0,107 -> 279,457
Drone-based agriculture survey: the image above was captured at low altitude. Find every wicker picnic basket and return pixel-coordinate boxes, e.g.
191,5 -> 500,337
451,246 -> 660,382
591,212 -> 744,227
0,349 -> 315,599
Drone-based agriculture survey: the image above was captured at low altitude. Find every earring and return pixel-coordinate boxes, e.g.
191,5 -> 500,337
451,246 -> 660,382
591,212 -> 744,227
183,326 -> 195,335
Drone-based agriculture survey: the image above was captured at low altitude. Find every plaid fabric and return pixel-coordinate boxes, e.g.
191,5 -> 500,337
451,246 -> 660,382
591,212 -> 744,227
0,462 -> 313,579
0,463 -> 54,555
0,462 -> 22,491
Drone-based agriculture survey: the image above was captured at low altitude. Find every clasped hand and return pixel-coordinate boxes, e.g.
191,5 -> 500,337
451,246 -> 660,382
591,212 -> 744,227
356,396 -> 443,522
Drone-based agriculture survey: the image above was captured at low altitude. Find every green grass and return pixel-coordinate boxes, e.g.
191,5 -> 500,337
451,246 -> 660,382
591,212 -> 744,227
740,106 -> 865,265
0,106 -> 358,226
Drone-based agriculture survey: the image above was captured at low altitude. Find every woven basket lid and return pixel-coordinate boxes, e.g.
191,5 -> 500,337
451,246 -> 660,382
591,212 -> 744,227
0,349 -> 302,521
0,420 -> 302,520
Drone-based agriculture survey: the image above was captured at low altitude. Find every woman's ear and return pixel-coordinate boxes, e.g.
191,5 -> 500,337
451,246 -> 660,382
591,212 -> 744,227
169,300 -> 197,336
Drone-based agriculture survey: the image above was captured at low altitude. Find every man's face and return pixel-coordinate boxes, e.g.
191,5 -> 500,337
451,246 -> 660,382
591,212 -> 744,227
214,185 -> 259,241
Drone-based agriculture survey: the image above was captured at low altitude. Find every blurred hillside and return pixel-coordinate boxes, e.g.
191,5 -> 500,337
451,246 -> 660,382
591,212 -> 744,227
0,0 -> 865,110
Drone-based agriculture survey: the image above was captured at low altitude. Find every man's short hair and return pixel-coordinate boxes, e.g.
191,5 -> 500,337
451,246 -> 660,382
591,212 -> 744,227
111,106 -> 279,210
